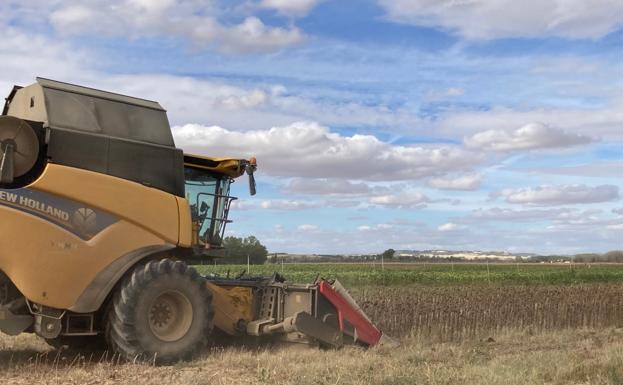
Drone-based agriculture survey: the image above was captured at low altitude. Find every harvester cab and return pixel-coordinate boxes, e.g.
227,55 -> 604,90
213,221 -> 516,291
0,78 -> 387,364
182,155 -> 256,250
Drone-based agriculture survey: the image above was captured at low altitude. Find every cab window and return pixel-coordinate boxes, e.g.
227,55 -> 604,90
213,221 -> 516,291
184,167 -> 234,246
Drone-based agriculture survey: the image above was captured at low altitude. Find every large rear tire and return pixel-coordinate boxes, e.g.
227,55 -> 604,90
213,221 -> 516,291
107,259 -> 214,364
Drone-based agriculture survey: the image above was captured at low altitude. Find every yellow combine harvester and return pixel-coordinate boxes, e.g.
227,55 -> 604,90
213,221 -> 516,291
0,79 -> 386,364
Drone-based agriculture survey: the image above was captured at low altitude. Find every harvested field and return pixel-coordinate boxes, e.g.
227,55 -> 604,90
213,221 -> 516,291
3,329 -> 623,384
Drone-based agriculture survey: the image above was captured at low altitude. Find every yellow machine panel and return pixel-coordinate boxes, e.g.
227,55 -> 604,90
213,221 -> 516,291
0,163 -> 185,309
0,208 -> 167,309
31,164 -> 181,243
206,282 -> 254,335
176,197 -> 193,248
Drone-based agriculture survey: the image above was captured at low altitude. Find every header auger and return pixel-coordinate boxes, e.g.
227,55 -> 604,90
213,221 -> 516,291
0,78 -> 387,364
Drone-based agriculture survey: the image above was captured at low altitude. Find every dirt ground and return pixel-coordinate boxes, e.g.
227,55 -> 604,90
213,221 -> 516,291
1,328 -> 623,385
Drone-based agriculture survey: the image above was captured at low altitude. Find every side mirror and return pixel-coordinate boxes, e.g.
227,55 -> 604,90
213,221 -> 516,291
200,201 -> 209,214
245,157 -> 257,196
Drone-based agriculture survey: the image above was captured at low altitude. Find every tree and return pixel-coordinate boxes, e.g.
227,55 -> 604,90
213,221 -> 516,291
381,249 -> 396,260
222,235 -> 268,265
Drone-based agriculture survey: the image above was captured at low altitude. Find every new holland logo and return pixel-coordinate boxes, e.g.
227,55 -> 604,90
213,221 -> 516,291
71,208 -> 97,236
0,188 -> 119,240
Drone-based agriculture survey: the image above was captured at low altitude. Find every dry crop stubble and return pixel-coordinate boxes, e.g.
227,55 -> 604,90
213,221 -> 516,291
4,329 -> 623,384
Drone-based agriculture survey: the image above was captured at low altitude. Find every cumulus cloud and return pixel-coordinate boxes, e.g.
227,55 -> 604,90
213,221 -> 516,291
174,122 -> 482,181
500,184 -> 620,206
48,1 -> 304,53
378,0 -> 623,40
259,200 -> 319,210
465,207 -> 572,222
436,103 -> 623,140
438,223 -> 459,232
285,179 -> 373,195
428,174 -> 482,191
260,0 -> 323,16
357,224 -> 394,232
219,89 -> 269,110
0,27 -> 94,93
464,123 -> 592,152
369,192 -> 429,209
462,207 -> 603,229
90,74 -> 422,132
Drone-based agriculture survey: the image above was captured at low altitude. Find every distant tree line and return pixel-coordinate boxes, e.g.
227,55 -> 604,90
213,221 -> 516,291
222,240 -> 623,265
574,251 -> 623,263
221,236 -> 268,264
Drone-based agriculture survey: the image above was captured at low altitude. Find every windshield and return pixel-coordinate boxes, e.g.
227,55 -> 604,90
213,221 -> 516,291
184,167 -> 235,247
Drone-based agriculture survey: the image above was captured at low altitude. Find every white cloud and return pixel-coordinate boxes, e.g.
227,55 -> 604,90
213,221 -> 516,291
465,207 -> 572,222
0,27 -> 93,92
217,17 -> 304,54
500,184 -> 620,206
369,192 -> 429,209
438,223 -> 458,232
446,87 -> 464,96
429,174 -> 482,191
297,224 -> 319,231
173,122 -> 483,181
220,89 -> 269,110
357,224 -> 393,232
426,87 -> 465,101
48,1 -> 304,54
93,74 -> 423,132
285,179 -> 373,195
436,101 -> 623,141
260,0 -> 322,16
464,123 -> 592,152
553,209 -> 602,226
378,0 -> 623,40
259,200 -> 319,210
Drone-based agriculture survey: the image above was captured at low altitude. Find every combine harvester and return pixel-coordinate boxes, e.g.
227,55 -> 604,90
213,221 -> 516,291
0,79 -> 387,363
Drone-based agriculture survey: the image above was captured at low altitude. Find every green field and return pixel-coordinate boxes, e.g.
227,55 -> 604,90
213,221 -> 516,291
195,262 -> 623,287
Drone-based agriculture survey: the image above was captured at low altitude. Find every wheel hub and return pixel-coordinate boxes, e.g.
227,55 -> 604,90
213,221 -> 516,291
148,291 -> 193,342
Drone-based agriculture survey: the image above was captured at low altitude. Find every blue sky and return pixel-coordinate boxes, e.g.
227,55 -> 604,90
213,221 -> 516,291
3,0 -> 623,255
